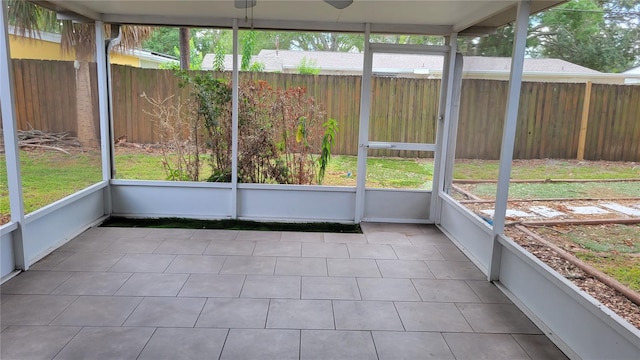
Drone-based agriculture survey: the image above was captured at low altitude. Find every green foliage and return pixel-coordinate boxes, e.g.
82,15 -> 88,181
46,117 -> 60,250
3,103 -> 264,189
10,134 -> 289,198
318,119 -> 338,184
169,71 -> 334,185
297,57 -> 321,75
241,30 -> 258,71
212,40 -> 226,72
461,0 -> 639,72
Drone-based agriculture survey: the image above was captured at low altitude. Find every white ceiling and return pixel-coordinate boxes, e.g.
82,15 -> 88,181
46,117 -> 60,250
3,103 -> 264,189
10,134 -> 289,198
43,0 -> 566,34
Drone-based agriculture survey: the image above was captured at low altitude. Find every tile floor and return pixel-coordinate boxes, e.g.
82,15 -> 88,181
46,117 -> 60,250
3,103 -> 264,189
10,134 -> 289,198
0,223 -> 568,360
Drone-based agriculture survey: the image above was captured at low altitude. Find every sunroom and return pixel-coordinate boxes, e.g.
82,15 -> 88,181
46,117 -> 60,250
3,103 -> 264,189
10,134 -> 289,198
1,0 -> 639,359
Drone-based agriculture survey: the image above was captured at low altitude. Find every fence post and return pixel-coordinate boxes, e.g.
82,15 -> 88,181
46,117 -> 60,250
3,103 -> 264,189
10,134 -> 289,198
576,81 -> 592,160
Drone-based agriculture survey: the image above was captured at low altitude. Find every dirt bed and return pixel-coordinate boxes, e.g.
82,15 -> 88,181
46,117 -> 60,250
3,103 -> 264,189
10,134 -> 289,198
505,227 -> 640,330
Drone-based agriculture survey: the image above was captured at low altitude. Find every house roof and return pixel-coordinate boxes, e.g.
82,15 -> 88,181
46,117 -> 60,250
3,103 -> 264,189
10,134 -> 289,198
202,50 -> 601,75
623,66 -> 640,75
9,26 -> 177,64
40,1 -> 566,35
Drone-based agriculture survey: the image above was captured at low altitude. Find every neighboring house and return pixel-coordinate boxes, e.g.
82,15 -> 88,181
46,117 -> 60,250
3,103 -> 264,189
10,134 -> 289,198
623,66 -> 640,84
202,49 -> 631,84
9,26 -> 177,68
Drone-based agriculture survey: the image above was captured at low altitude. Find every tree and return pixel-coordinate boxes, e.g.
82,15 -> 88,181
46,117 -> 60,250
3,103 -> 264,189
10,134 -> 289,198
7,0 -> 151,147
460,0 -> 639,72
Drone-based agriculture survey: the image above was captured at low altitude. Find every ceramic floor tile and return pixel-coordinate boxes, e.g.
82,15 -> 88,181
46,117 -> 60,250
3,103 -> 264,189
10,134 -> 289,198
241,275 -> 301,299
178,274 -> 245,297
302,277 -> 361,300
124,297 -> 206,327
513,334 -> 569,360
457,303 -> 541,334
0,325 -> 81,360
153,238 -> 211,255
196,298 -> 269,328
376,259 -> 435,279
281,232 -> 324,242
190,229 -> 238,240
266,299 -> 334,329
302,243 -> 349,258
466,280 -> 512,304
164,254 -> 226,273
53,252 -> 124,271
204,240 -> 256,256
57,237 -> 115,253
219,256 -> 276,275
103,237 -> 163,253
145,228 -> 195,239
275,257 -> 328,276
0,270 -> 73,294
443,333 -> 532,360
51,272 -> 132,295
426,260 -> 486,280
392,244 -> 446,261
301,330 -> 377,360
373,331 -> 455,360
411,279 -> 481,302
357,278 -> 421,301
407,233 -> 452,246
220,329 -> 299,360
53,326 -> 154,360
364,231 -> 411,245
108,253 -> 176,273
236,231 -> 282,242
29,251 -> 74,270
253,242 -> 301,257
138,328 -> 229,360
347,244 -> 397,259
333,300 -> 403,331
327,258 -> 381,277
0,294 -> 77,325
323,233 -> 367,244
115,273 -> 189,296
51,296 -> 142,326
395,302 -> 473,332
435,243 -> 470,261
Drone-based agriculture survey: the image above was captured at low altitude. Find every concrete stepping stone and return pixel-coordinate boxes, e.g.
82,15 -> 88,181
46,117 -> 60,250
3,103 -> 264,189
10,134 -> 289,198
529,206 -> 565,218
566,206 -> 609,215
480,209 -> 535,218
600,203 -> 640,216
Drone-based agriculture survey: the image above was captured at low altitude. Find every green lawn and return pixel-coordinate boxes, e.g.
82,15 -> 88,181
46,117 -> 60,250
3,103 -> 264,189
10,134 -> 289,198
536,225 -> 640,291
1,151 -> 639,219
460,181 -> 640,200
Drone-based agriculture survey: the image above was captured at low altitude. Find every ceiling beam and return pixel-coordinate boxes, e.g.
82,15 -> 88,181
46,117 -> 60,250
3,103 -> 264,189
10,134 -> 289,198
100,13 -> 453,35
38,1 -> 101,21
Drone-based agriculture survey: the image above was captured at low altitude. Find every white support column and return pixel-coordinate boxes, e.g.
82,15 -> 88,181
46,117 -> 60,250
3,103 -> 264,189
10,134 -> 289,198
489,0 -> 531,281
0,2 -> 27,269
430,34 -> 457,224
443,53 -> 464,192
354,23 -> 372,223
231,19 -> 239,219
95,21 -> 112,215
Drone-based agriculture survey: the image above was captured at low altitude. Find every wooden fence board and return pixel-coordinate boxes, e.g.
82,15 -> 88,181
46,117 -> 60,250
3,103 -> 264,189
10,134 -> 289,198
2,59 -> 639,162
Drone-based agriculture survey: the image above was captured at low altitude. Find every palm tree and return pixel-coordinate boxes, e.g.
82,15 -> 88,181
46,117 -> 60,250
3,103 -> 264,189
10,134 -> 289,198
7,0 -> 152,147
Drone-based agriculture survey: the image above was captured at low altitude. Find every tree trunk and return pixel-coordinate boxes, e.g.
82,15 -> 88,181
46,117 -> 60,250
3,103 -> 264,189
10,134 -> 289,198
179,27 -> 190,70
75,59 -> 99,148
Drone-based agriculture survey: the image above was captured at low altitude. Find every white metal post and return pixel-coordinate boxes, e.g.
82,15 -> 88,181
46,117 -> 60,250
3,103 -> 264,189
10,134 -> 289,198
0,1 -> 27,269
489,0 -> 531,281
95,21 -> 113,215
231,19 -> 239,219
443,53 -> 464,192
354,23 -> 372,223
430,34 -> 457,224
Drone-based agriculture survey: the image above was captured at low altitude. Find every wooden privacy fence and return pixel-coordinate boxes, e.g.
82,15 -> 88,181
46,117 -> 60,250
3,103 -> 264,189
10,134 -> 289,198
3,59 -> 640,162
2,59 -> 100,139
